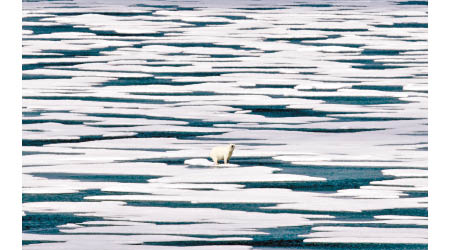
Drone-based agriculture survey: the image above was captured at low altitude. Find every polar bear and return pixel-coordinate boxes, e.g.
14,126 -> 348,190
210,144 -> 235,165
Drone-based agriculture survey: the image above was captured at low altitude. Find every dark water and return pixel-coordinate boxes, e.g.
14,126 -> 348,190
22,0 -> 427,249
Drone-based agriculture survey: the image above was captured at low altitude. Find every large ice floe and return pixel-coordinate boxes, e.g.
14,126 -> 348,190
23,0 -> 427,249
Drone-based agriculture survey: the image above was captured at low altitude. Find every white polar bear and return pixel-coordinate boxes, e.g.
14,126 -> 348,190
210,144 -> 235,165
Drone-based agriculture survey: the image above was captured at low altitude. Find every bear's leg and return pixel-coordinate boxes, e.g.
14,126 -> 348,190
212,156 -> 218,165
224,155 -> 229,164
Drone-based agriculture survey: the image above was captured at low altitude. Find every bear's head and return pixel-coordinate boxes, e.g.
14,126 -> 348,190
229,144 -> 235,152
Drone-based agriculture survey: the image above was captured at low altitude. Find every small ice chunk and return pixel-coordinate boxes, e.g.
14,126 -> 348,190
185,158 -> 214,166
184,158 -> 239,167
